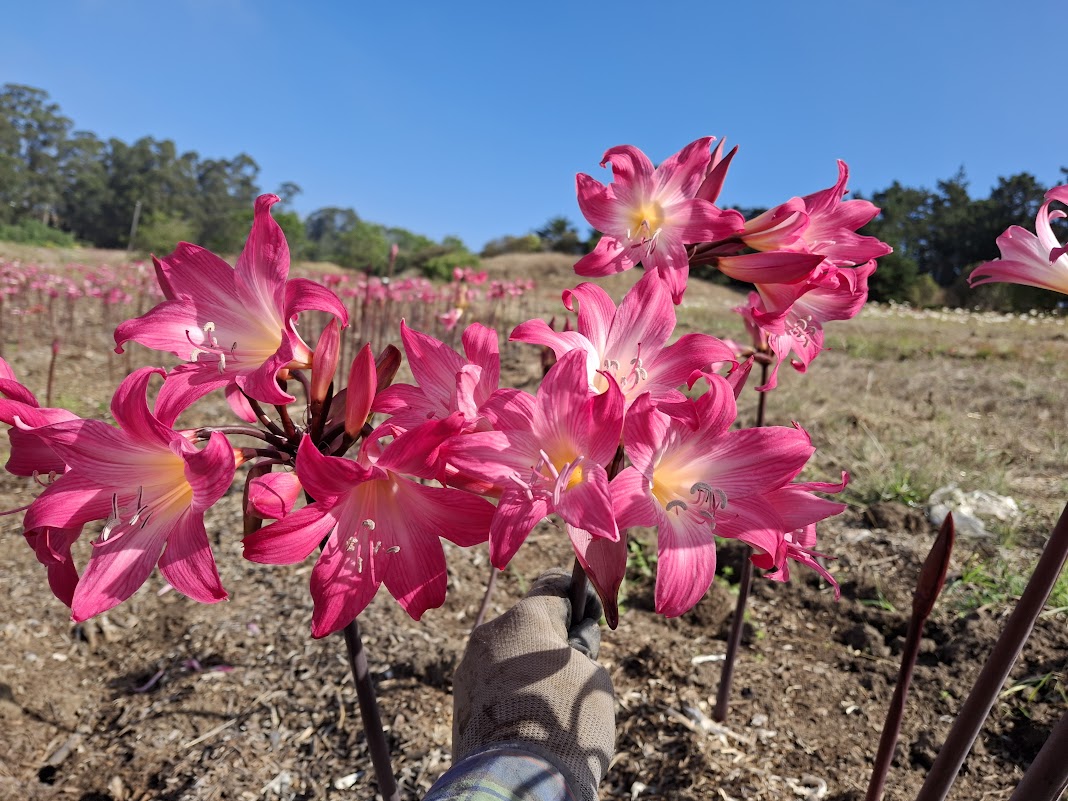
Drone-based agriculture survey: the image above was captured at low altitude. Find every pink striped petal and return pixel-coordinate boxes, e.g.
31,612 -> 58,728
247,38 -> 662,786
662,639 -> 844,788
555,464 -> 618,542
24,473 -> 115,532
654,507 -> 718,617
574,236 -> 631,277
568,524 -> 628,629
158,511 -> 228,604
284,277 -> 349,324
462,322 -> 500,393
309,530 -> 381,638
247,471 -> 302,519
235,194 -> 288,314
243,503 -> 338,565
183,431 -> 236,512
71,521 -> 169,621
109,368 -> 172,447
488,487 -> 550,568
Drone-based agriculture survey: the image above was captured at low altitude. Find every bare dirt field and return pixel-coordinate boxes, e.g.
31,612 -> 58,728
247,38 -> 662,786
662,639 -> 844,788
0,249 -> 1066,800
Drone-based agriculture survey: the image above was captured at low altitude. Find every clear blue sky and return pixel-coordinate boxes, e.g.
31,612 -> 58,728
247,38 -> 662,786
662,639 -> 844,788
4,1 -> 1063,251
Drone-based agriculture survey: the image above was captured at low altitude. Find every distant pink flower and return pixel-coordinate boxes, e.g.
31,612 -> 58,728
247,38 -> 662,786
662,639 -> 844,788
612,380 -> 818,616
575,138 -> 744,303
742,161 -> 891,267
446,349 -> 624,569
738,261 -> 875,390
511,271 -> 735,407
22,368 -> 236,621
438,307 -> 463,330
243,434 -> 494,637
114,195 -> 348,418
969,184 -> 1068,296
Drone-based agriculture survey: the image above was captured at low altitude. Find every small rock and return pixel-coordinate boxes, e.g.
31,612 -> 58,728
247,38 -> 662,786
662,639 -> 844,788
927,485 -> 1019,538
333,771 -> 363,790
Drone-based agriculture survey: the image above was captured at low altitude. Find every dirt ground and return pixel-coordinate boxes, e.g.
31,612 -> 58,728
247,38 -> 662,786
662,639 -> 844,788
0,251 -> 1066,800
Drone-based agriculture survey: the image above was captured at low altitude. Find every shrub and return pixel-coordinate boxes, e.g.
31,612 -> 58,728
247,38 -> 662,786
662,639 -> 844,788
0,219 -> 78,247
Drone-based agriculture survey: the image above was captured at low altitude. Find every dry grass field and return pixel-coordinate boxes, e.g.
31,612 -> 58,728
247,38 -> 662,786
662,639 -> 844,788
0,248 -> 1065,800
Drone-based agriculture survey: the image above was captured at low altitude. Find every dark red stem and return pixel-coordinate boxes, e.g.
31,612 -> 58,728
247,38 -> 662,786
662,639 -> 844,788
866,514 -> 956,801
342,620 -> 400,801
915,500 -> 1068,801
1007,703 -> 1068,801
471,565 -> 500,631
713,360 -> 769,723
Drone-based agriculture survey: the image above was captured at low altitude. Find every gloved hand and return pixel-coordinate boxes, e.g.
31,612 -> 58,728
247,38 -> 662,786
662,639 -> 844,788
452,569 -> 616,801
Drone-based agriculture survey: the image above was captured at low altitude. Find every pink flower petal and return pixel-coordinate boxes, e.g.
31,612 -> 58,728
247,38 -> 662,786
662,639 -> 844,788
243,503 -> 338,565
654,507 -> 718,617
247,471 -> 302,519
71,521 -> 169,621
158,511 -> 228,604
309,530 -> 381,638
488,487 -> 550,568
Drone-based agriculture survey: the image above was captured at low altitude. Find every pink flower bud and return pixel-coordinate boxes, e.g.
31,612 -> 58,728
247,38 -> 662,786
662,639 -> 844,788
374,344 -> 402,395
345,344 -> 376,438
310,320 -> 340,411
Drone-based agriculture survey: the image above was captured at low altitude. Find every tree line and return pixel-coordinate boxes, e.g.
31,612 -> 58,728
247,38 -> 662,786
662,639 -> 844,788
0,84 -> 476,277
2,83 -> 1065,308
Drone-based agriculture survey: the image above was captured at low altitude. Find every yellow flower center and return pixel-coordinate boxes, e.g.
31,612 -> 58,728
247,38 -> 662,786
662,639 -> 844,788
629,201 -> 665,240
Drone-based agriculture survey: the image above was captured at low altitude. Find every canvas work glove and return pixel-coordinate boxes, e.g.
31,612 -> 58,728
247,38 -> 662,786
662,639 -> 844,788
452,569 -> 616,801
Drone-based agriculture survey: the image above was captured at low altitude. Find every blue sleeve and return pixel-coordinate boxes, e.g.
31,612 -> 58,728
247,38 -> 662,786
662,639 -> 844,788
423,746 -> 576,801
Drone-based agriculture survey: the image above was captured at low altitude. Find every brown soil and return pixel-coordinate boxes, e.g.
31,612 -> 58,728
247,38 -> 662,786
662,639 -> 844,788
0,252 -> 1066,801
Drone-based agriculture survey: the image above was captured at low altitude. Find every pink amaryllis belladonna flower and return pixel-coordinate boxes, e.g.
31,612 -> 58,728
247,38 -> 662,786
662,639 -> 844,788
0,358 -> 83,605
114,194 -> 348,417
243,433 -> 494,638
21,368 -> 236,620
741,160 -> 892,267
611,378 -> 820,616
969,184 -> 1068,296
575,138 -> 744,303
511,270 -> 736,408
737,261 -> 875,391
374,320 -> 500,433
446,349 -> 624,572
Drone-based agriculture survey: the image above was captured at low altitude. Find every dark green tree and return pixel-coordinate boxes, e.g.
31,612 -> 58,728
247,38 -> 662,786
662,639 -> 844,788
535,216 -> 585,254
0,84 -> 72,225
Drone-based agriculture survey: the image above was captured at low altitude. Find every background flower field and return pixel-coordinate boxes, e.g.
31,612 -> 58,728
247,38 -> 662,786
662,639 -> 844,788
1,247 -> 1066,801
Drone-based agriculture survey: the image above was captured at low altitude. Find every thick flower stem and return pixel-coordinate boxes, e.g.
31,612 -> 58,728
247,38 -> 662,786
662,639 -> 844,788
712,555 -> 753,722
471,565 -> 500,631
713,361 -> 769,723
915,500 -> 1068,801
568,558 -> 589,623
865,515 -> 955,801
1007,703 -> 1068,801
342,620 -> 400,801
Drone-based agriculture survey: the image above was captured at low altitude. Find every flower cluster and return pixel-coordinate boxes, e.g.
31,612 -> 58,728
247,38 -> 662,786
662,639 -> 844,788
6,138 -> 888,637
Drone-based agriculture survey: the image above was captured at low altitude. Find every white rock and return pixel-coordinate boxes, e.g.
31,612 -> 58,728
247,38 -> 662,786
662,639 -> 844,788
927,485 -> 1019,538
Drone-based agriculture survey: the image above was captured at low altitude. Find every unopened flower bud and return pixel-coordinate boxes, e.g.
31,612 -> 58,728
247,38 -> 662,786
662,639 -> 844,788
345,344 -> 376,438
310,320 -> 341,413
374,343 -> 402,395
